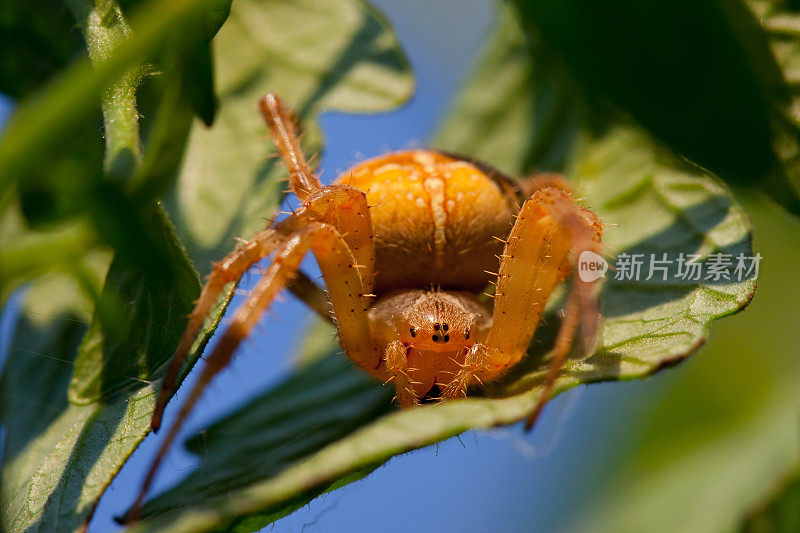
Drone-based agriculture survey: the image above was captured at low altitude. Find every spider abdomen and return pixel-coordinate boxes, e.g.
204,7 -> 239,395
340,150 -> 518,294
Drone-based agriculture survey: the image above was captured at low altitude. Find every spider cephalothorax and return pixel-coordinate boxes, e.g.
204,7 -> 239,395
369,289 -> 493,402
129,93 -> 603,519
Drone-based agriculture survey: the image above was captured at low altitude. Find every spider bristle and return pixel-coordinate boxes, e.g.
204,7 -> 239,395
483,269 -> 500,277
483,292 -> 495,298
492,236 -> 509,244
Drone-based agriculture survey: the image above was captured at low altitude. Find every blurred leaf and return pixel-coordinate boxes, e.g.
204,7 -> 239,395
58,0 -> 219,405
0,0 -> 413,531
128,7 -> 756,532
69,205 -> 200,404
67,0 -> 145,176
13,111 -> 106,229
508,0 -> 785,183
434,4 -> 581,174
744,462 -> 800,532
0,0 -> 217,197
0,204 -> 100,304
164,0 -> 414,270
564,193 -> 800,533
171,0 -> 232,125
755,0 -> 800,215
134,354 -> 393,531
0,0 -> 84,99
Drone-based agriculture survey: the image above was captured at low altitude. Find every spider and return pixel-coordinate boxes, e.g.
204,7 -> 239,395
128,93 -> 603,520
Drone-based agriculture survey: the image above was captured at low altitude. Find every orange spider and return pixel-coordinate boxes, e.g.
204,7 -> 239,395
128,93 -> 603,520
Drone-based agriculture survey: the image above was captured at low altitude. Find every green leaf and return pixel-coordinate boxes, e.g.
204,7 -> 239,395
0,0 -> 216,198
68,204 -> 201,404
66,0 -> 145,174
744,462 -> 800,532
0,202 -> 100,305
0,0 -> 413,531
0,0 -> 84,99
754,0 -> 800,215
172,0 -> 233,125
561,192 -> 800,533
127,6 -> 757,531
163,0 -> 414,270
508,0 -> 785,183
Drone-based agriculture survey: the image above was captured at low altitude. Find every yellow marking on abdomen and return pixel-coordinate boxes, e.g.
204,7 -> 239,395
423,176 -> 447,270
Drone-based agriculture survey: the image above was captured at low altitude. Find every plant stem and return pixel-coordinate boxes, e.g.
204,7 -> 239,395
67,0 -> 143,177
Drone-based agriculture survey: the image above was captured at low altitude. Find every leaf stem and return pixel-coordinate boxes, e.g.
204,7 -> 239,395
67,0 -> 143,177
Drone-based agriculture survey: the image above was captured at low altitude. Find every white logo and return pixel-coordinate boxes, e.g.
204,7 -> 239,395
578,250 -> 608,282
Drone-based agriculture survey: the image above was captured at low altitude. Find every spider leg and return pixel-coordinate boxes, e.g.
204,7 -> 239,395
287,270 -> 334,325
441,345 -> 487,399
441,187 -> 602,425
151,218 -> 303,432
384,340 -> 418,407
129,222 -> 378,522
259,93 -> 322,201
260,93 -> 375,283
440,189 -> 572,399
520,189 -> 602,429
517,172 -> 573,198
151,98 -> 374,432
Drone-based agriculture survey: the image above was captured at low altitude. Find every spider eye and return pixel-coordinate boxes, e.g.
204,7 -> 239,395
432,334 -> 439,342
442,323 -> 449,331
433,323 -> 440,330
409,327 -> 416,337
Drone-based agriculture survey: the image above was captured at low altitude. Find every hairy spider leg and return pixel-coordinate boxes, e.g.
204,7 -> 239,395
259,93 -> 322,200
151,220 -> 296,432
518,172 -> 574,198
135,93 -> 381,522
384,340 -> 419,408
441,188 -> 602,425
522,189 -> 602,429
130,223 -> 379,522
151,94 -> 374,432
